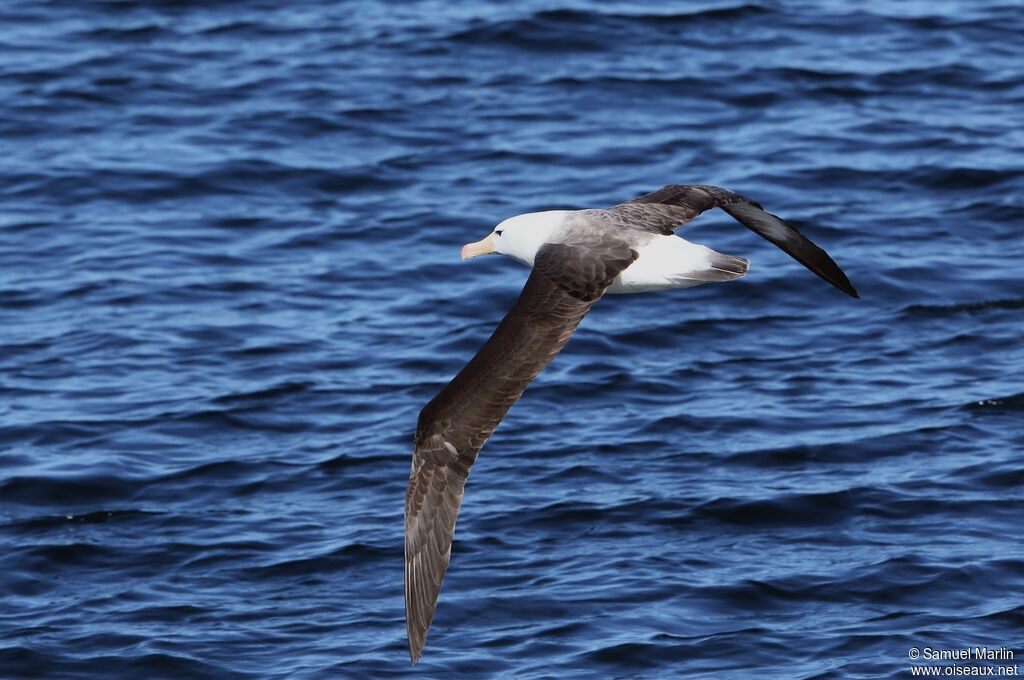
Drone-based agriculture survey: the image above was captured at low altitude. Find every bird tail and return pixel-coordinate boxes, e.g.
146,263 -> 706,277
680,248 -> 749,283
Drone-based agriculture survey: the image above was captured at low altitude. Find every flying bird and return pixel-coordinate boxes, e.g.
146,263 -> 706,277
404,184 -> 858,662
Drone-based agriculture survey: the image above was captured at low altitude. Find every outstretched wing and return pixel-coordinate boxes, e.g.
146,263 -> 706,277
604,184 -> 859,298
405,238 -> 637,663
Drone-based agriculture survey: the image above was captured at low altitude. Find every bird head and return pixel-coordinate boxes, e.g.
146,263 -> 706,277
461,211 -> 569,267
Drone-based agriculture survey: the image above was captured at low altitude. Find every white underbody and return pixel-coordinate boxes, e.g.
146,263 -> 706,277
607,235 -> 733,294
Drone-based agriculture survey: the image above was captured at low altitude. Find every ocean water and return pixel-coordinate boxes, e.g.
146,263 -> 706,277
1,1 -> 1023,677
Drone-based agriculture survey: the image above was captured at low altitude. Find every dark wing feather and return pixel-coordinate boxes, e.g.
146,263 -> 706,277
405,239 -> 637,663
609,184 -> 859,298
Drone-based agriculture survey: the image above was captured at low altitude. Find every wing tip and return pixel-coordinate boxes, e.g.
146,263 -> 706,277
714,198 -> 861,300
820,265 -> 860,299
406,607 -> 427,664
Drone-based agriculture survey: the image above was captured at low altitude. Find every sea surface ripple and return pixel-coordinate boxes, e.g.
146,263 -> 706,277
1,1 -> 1022,678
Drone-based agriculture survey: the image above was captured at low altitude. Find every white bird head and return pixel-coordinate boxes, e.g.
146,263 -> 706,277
461,210 -> 569,267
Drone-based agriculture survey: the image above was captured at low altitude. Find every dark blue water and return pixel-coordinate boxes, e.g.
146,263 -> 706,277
2,1 -> 1023,677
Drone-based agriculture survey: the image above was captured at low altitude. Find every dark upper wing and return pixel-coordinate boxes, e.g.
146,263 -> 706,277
605,184 -> 859,298
405,239 -> 637,663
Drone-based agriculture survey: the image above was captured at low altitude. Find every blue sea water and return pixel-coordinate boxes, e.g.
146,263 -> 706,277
1,0 -> 1023,677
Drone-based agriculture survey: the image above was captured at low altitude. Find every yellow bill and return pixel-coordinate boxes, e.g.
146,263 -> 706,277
460,234 -> 495,260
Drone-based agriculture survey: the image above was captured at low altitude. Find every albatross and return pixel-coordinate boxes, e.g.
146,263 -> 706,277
404,184 -> 858,662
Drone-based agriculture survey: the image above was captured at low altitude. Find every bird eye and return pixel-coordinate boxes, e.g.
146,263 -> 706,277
495,230 -> 503,236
